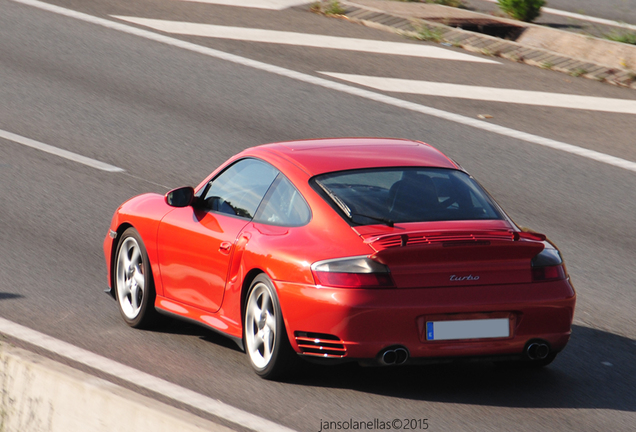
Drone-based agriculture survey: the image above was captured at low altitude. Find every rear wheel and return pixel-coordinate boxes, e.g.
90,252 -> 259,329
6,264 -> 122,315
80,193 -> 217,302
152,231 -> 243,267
114,228 -> 159,328
244,274 -> 297,380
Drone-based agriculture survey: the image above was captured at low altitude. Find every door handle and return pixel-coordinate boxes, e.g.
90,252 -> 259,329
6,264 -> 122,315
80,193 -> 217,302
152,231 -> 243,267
219,241 -> 232,254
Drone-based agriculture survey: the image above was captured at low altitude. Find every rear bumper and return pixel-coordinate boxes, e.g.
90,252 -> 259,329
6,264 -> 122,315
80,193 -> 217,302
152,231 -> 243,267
276,279 -> 575,361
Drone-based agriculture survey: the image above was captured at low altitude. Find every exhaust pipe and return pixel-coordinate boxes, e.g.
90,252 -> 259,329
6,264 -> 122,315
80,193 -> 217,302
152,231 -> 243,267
526,342 -> 550,360
382,350 -> 397,365
380,347 -> 409,365
394,348 -> 409,365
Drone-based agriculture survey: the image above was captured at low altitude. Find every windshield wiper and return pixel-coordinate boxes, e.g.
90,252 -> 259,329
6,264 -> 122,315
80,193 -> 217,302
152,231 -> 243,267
315,181 -> 394,227
316,181 -> 352,218
351,213 -> 394,227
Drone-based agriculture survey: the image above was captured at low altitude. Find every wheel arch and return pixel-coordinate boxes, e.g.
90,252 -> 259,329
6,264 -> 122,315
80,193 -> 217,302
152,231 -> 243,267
239,269 -> 298,353
107,222 -> 134,298
112,225 -> 161,328
240,268 -> 266,324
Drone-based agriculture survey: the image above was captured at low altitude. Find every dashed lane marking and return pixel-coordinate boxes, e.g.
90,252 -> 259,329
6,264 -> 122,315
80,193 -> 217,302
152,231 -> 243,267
319,72 -> 636,115
11,0 -> 636,175
0,129 -> 125,172
111,16 -> 500,63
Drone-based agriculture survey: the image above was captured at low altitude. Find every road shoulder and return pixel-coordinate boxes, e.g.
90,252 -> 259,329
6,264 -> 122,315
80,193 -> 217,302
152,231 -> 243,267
0,343 -> 236,432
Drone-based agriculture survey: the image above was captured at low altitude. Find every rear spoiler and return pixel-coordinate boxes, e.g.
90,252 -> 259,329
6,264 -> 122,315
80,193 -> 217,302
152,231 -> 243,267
364,230 -> 546,251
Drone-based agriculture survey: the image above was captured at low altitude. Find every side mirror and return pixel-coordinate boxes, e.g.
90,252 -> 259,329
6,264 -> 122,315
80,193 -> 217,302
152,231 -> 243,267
165,186 -> 195,207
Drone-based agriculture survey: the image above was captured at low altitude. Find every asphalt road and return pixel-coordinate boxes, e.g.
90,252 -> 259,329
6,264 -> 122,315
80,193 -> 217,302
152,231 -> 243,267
1,0 -> 635,431
467,0 -> 636,26
538,0 -> 636,25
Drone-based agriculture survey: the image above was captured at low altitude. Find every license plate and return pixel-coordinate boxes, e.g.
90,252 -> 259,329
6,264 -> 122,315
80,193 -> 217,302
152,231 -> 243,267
426,318 -> 510,341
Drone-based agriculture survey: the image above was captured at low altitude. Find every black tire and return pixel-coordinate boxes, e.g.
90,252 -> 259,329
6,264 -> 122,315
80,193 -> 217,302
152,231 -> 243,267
113,227 -> 160,329
243,274 -> 298,380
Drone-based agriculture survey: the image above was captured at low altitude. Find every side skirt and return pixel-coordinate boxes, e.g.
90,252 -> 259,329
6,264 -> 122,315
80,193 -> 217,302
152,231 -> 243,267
155,308 -> 245,352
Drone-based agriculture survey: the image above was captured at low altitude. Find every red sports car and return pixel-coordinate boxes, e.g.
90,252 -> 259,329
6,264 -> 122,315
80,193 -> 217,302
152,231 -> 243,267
104,138 -> 576,379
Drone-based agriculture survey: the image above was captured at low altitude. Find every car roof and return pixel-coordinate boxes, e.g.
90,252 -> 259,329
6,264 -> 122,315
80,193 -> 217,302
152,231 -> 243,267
249,138 -> 459,176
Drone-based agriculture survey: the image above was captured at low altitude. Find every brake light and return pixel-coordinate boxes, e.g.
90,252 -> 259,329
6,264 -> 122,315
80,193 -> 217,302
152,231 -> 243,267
531,242 -> 567,282
311,256 -> 395,288
532,265 -> 566,281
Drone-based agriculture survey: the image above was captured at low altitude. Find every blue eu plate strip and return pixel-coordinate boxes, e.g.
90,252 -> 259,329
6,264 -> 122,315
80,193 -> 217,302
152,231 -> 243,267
426,322 -> 434,340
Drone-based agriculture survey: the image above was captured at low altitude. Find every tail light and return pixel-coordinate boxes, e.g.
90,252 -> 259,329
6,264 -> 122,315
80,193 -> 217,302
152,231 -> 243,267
311,256 -> 395,288
531,242 -> 567,282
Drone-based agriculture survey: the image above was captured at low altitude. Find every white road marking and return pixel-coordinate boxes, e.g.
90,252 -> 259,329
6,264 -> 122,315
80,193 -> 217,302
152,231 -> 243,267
111,16 -> 500,64
319,72 -> 636,115
0,317 -> 296,432
602,361 -> 614,366
479,0 -> 636,31
175,0 -> 309,10
0,129 -> 124,172
10,0 -> 636,176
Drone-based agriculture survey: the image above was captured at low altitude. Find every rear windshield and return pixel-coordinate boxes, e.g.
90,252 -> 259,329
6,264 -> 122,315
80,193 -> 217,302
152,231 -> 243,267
313,168 -> 504,225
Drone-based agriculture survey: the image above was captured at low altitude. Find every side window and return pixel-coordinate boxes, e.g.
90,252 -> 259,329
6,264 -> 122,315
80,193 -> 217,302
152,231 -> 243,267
201,159 -> 279,219
254,176 -> 311,227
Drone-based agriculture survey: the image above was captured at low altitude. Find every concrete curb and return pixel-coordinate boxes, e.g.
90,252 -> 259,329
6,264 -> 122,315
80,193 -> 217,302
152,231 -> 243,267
0,344 -> 235,432
338,1 -> 636,89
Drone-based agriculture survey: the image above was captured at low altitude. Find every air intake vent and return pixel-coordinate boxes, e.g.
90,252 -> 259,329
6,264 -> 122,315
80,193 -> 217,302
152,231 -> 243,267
370,231 -> 516,250
295,332 -> 346,357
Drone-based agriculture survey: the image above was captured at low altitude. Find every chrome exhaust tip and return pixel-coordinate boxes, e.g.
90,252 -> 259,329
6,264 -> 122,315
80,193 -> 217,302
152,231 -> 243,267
395,348 -> 409,365
379,347 -> 410,366
526,341 -> 550,360
527,343 -> 539,360
535,343 -> 549,360
382,350 -> 397,365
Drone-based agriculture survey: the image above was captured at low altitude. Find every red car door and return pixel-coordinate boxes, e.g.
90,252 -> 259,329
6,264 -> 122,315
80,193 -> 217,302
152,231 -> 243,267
156,158 -> 280,312
157,208 -> 248,312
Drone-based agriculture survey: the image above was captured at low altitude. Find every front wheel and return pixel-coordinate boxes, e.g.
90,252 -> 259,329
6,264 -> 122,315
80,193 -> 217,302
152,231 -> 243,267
114,227 -> 159,328
244,274 -> 297,380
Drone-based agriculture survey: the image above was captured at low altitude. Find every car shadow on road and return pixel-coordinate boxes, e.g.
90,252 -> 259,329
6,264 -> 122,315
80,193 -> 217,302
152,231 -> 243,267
290,324 -> 636,412
150,316 -> 243,352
